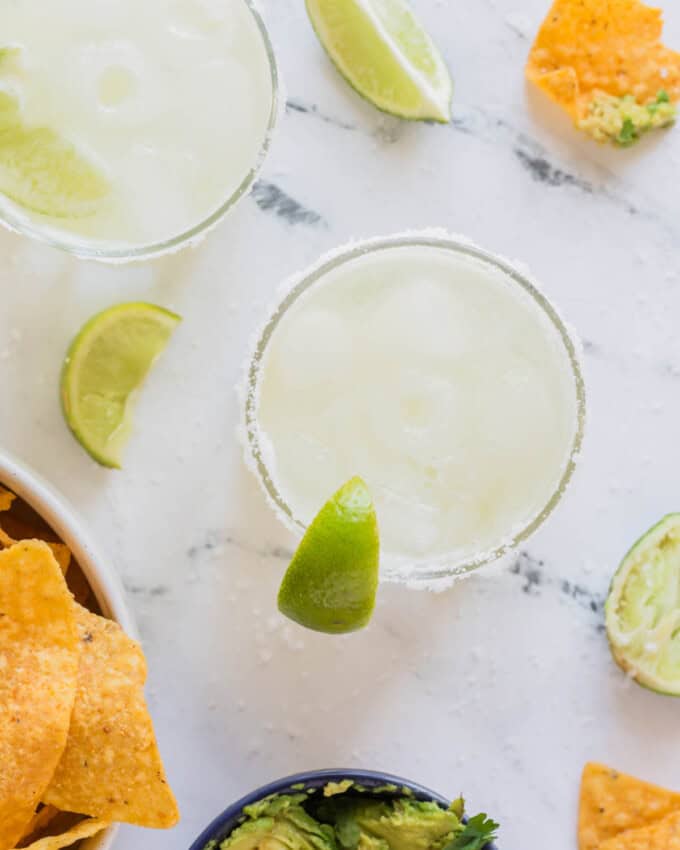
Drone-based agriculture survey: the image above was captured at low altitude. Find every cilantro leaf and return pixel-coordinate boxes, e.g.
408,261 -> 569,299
444,813 -> 499,850
616,117 -> 637,146
648,91 -> 672,115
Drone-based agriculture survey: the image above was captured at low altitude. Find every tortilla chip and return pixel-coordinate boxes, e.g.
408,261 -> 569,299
527,0 -> 680,118
12,819 -> 110,850
0,543 -> 79,850
60,565 -> 91,608
19,807 -> 60,844
0,528 -> 70,576
24,803 -> 59,836
0,499 -> 71,573
46,544 -> 71,575
579,762 -> 680,850
44,607 -> 179,829
600,810 -> 680,849
17,811 -> 88,849
0,487 -> 15,512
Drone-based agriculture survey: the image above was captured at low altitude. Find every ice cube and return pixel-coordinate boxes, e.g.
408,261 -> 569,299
473,351 -> 556,455
168,0 -> 231,38
363,369 -> 463,462
377,487 -> 442,557
269,308 -> 353,395
118,144 -> 194,239
270,428 -> 347,523
365,277 -> 473,363
76,41 -> 164,126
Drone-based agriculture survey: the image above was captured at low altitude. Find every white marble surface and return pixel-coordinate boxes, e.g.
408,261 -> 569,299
3,1 -> 680,848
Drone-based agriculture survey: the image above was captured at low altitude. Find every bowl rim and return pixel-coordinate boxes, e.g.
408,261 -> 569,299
188,768 -> 498,850
0,447 -> 135,850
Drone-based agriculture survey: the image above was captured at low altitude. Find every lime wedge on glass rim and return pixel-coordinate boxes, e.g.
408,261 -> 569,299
305,0 -> 453,122
278,476 -> 380,634
61,303 -> 181,469
605,514 -> 680,696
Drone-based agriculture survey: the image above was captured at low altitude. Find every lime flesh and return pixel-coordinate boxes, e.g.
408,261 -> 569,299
0,90 -> 110,218
61,303 -> 181,469
605,514 -> 680,695
278,476 -> 380,634
305,0 -> 452,122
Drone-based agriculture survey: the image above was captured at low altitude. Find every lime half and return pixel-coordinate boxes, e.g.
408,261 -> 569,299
305,0 -> 452,122
61,303 -> 181,469
0,90 -> 110,218
278,476 -> 380,634
606,514 -> 680,695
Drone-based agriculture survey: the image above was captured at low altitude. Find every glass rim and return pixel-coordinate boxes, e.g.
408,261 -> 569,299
0,0 -> 279,263
244,233 -> 587,585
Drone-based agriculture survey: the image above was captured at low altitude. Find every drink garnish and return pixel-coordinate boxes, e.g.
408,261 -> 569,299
278,476 -> 379,634
0,90 -> 110,217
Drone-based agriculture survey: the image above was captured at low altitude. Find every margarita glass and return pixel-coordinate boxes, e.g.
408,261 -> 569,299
244,234 -> 586,586
0,0 -> 278,261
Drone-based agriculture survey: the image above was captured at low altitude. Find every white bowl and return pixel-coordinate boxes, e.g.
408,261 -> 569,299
0,448 -> 134,850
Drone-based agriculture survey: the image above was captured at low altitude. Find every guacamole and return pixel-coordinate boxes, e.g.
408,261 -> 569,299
578,91 -> 676,147
209,783 -> 496,850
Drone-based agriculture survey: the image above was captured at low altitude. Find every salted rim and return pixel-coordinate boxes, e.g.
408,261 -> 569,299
0,0 -> 280,264
240,230 -> 587,588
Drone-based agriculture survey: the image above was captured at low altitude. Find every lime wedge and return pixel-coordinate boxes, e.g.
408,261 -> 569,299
0,90 -> 110,218
278,476 -> 380,634
61,303 -> 181,469
305,0 -> 452,122
605,514 -> 680,695
0,48 -> 23,72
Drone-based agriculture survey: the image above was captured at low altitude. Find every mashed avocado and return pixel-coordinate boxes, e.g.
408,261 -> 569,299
211,785 -> 477,850
311,796 -> 461,850
212,793 -> 336,850
578,90 -> 676,146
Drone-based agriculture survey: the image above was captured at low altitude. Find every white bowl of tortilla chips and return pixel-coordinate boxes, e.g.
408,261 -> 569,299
0,449 -> 179,850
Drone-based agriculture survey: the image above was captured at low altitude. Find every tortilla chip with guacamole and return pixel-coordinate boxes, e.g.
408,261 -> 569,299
527,0 -> 680,145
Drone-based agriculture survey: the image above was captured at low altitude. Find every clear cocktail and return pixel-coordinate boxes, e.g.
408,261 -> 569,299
0,0 -> 277,260
245,235 -> 585,584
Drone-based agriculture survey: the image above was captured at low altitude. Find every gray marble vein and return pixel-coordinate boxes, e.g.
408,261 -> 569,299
188,530 -> 293,563
510,551 -> 606,628
286,97 -> 357,131
251,180 -> 326,227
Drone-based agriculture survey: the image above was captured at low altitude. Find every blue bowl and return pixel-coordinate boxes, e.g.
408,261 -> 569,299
188,769 -> 498,850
